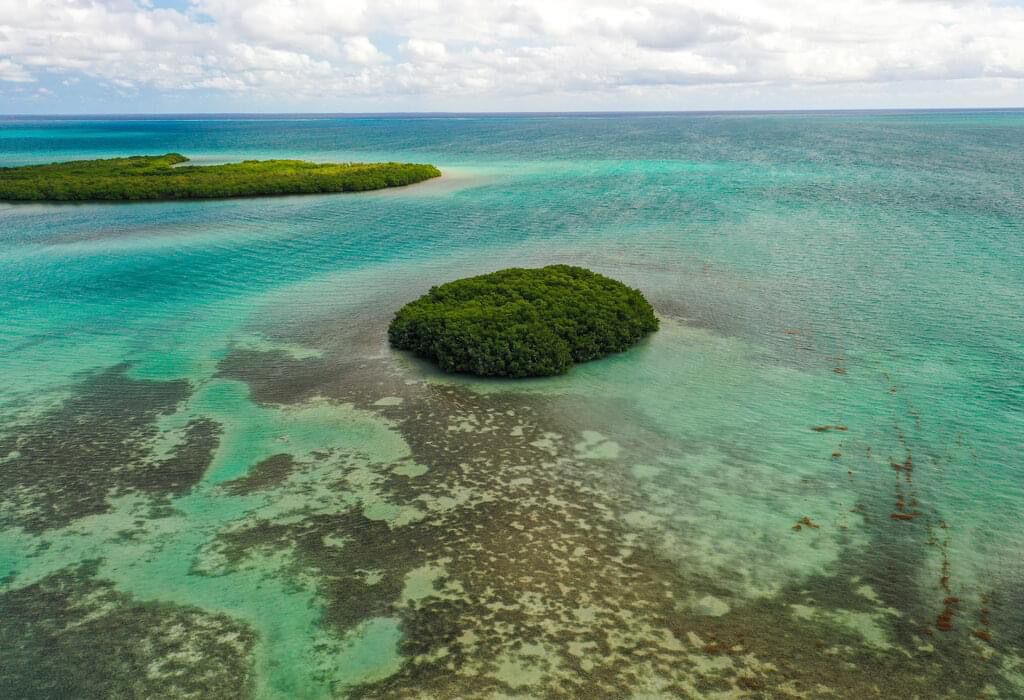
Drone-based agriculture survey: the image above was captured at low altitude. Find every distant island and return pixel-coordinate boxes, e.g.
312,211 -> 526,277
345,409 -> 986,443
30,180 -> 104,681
0,154 -> 441,202
389,265 -> 659,377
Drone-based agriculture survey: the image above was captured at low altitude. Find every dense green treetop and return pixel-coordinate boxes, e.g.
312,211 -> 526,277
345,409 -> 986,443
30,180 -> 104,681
388,265 -> 659,378
0,153 -> 441,201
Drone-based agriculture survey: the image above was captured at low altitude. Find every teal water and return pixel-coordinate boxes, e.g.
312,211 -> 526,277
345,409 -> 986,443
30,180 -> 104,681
1,113 -> 1022,698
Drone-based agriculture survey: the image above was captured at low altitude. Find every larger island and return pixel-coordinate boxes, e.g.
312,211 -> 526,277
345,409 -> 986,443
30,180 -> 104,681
0,154 -> 441,202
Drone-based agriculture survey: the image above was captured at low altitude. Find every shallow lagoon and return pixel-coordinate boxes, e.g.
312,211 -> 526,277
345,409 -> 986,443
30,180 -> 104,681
1,113 -> 1023,697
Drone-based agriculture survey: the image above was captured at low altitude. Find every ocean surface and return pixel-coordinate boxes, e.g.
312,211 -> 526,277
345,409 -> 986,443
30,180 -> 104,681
1,112 -> 1022,698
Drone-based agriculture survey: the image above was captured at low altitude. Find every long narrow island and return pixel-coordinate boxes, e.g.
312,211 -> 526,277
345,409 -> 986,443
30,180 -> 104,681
0,153 -> 441,202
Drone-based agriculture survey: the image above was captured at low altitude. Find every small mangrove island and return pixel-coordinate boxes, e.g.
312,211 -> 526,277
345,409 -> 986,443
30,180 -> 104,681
388,265 -> 659,377
0,154 -> 441,202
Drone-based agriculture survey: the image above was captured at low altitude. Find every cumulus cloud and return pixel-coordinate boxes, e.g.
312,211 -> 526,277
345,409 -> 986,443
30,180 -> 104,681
344,36 -> 384,65
0,0 -> 1022,108
0,58 -> 34,83
403,39 -> 449,64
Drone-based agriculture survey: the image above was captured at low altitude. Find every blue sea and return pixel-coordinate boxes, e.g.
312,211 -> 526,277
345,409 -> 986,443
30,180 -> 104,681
1,112 -> 1022,697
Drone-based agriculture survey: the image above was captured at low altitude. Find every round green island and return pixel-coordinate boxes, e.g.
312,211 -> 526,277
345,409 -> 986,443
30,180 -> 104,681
388,265 -> 659,377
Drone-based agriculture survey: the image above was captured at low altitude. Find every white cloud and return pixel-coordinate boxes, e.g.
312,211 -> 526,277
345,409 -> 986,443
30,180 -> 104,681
402,39 -> 448,63
0,58 -> 34,82
344,36 -> 384,65
0,0 -> 1022,109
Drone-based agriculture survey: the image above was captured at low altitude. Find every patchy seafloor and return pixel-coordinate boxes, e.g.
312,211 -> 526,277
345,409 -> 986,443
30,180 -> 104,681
2,113 -> 1023,697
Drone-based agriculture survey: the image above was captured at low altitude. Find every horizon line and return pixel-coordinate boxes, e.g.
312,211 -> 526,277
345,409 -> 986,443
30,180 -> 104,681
2,107 -> 1024,120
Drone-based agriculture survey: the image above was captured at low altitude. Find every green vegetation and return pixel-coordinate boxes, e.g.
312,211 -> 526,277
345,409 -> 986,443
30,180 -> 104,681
0,153 -> 441,202
388,265 -> 659,378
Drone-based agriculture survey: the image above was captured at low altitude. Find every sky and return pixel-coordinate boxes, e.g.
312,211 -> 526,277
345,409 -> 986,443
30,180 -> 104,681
1,0 -> 1024,113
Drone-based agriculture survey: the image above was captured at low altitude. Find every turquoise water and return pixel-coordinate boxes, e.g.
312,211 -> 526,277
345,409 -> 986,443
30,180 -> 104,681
1,113 -> 1022,697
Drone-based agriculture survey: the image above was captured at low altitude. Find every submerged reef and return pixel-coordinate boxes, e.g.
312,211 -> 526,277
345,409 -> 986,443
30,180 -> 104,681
387,265 -> 659,377
0,364 -> 214,533
0,562 -> 255,699
1,341 -> 1021,698
211,346 -> 1022,698
0,154 -> 441,201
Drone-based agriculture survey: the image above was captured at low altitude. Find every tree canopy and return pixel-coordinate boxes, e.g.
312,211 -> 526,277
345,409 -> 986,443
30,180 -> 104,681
388,265 -> 659,377
0,154 -> 440,202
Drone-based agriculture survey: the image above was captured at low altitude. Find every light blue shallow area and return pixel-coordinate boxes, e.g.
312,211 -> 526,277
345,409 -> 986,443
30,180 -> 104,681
1,112 -> 1022,697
